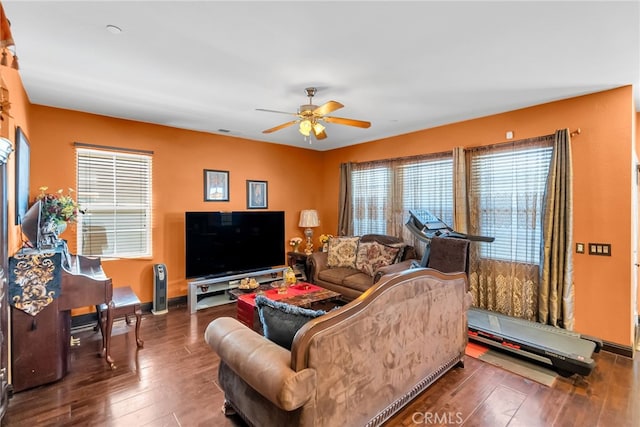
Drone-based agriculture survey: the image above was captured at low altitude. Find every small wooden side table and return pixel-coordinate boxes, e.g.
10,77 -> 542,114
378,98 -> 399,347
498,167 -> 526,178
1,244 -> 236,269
287,251 -> 310,281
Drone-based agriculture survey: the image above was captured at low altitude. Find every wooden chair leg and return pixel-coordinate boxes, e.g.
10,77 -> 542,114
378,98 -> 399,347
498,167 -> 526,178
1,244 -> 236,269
134,304 -> 144,347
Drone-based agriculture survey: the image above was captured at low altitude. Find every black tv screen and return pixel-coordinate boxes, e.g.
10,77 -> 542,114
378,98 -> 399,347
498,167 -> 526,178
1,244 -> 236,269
185,211 -> 285,279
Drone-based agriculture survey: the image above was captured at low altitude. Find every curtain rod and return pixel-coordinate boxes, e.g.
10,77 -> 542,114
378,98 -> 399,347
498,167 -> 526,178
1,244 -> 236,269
74,141 -> 154,155
466,127 -> 581,151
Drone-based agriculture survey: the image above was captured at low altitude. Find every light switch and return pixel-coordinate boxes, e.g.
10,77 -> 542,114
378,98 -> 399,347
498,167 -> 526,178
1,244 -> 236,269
588,243 -> 611,256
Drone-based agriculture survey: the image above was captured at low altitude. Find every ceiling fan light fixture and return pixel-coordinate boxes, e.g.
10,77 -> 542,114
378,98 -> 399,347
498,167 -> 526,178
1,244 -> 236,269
313,122 -> 325,135
260,87 -> 370,141
299,119 -> 312,136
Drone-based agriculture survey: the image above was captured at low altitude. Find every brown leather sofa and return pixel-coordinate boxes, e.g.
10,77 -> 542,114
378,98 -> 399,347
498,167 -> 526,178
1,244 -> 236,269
205,268 -> 471,427
307,234 -> 417,300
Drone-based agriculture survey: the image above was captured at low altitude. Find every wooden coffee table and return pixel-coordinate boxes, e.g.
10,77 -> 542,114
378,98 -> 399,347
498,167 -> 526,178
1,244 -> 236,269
236,283 -> 342,333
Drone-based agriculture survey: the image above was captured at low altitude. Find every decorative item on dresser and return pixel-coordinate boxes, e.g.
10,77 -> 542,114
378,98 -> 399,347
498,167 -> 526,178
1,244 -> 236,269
289,236 -> 303,254
298,209 -> 319,255
34,186 -> 81,247
319,233 -> 332,252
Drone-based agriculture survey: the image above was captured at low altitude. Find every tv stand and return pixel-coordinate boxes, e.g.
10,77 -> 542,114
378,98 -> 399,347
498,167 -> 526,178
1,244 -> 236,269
187,267 -> 289,313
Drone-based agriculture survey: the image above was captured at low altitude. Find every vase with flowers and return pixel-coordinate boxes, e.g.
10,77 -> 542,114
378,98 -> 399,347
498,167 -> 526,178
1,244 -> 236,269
289,237 -> 303,253
35,186 -> 81,244
319,234 -> 333,252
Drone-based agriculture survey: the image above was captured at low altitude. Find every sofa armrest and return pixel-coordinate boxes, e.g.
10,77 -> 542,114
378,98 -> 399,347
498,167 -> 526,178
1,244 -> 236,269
307,251 -> 328,284
204,317 -> 316,411
373,259 -> 416,283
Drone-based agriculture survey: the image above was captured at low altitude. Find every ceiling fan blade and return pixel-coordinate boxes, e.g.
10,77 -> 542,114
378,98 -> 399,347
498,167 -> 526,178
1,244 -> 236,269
314,130 -> 327,140
313,101 -> 344,116
323,116 -> 371,128
256,108 -> 298,116
262,120 -> 298,134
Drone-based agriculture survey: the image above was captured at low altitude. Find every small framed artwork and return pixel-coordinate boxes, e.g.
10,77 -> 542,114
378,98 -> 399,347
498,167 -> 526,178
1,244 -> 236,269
247,180 -> 268,209
204,169 -> 229,202
15,127 -> 30,225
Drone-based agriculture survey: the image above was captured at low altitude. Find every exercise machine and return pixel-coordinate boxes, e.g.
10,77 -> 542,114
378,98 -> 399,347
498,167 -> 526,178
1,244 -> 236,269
468,308 -> 601,377
405,209 -> 602,377
405,209 -> 493,267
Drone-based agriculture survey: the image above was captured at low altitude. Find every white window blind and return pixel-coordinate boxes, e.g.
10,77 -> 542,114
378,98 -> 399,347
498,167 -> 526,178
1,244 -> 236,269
351,153 -> 453,236
76,148 -> 152,258
352,166 -> 391,235
468,142 -> 552,264
399,158 -> 454,227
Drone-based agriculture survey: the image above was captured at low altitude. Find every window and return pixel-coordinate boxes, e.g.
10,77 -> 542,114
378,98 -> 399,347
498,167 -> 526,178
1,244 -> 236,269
352,165 -> 391,235
76,148 -> 152,257
468,141 -> 553,264
351,153 -> 453,236
399,158 -> 454,227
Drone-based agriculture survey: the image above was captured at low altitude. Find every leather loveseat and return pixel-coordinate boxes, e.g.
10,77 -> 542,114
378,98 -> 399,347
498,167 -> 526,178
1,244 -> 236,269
205,268 -> 471,427
307,234 -> 417,300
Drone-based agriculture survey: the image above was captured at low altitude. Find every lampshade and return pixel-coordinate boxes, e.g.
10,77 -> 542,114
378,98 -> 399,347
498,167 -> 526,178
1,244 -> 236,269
299,209 -> 319,228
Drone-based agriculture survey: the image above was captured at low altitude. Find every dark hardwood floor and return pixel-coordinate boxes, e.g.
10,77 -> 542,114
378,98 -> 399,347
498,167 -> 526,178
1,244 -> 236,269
3,301 -> 638,426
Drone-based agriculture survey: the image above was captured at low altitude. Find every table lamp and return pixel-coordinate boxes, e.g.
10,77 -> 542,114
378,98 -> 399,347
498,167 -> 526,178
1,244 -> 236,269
299,209 -> 319,255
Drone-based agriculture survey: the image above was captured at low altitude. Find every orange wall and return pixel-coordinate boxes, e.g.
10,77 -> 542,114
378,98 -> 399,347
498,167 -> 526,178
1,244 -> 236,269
21,106 -> 325,312
322,87 -> 636,347
5,64 -> 636,347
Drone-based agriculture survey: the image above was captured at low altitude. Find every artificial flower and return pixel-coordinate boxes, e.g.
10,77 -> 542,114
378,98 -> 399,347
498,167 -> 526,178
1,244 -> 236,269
319,234 -> 333,245
36,186 -> 81,225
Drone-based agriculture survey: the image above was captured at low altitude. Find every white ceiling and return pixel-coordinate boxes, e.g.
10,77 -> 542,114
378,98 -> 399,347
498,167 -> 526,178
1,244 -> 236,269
3,1 -> 639,151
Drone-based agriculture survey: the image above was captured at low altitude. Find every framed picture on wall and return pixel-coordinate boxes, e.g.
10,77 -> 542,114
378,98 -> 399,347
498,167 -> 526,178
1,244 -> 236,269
15,127 -> 30,225
204,169 -> 229,202
246,180 -> 267,209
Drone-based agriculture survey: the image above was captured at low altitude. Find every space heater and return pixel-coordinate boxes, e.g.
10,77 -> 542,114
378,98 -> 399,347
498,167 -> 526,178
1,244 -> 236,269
152,263 -> 168,315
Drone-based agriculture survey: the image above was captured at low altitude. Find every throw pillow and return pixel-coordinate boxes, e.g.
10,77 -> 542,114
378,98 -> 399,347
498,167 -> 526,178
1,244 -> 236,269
327,236 -> 359,268
255,295 -> 326,350
355,241 -> 402,276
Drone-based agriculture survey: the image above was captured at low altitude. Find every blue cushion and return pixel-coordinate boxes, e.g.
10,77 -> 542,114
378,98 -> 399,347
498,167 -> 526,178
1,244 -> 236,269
255,295 -> 326,350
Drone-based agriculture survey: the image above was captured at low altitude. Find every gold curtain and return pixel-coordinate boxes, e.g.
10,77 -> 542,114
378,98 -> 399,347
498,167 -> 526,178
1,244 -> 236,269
338,162 -> 353,236
466,135 -> 554,321
453,147 -> 468,234
539,129 -> 574,329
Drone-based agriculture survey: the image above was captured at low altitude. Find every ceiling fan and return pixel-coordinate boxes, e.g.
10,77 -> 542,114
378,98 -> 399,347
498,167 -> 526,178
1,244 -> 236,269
257,87 -> 371,140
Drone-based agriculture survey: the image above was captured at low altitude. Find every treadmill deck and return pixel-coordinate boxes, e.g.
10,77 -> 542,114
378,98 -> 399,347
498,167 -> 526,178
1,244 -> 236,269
468,307 -> 597,376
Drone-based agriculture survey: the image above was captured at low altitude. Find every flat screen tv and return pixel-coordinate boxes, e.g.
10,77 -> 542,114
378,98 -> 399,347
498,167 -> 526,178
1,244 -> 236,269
185,211 -> 285,279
